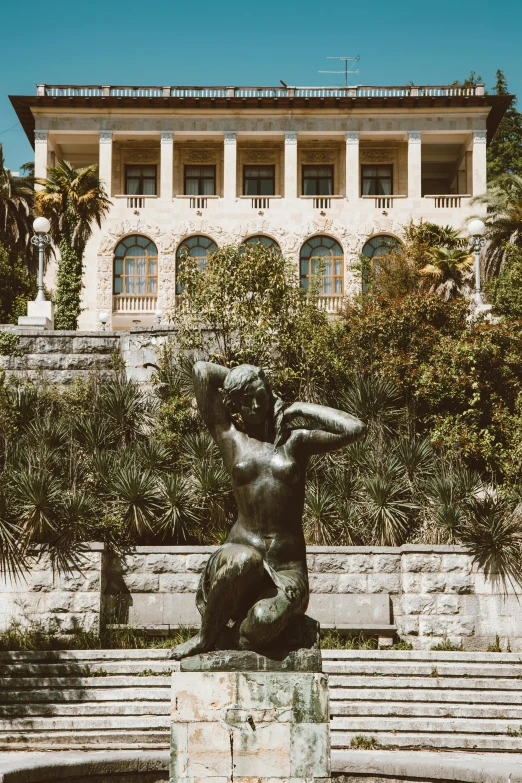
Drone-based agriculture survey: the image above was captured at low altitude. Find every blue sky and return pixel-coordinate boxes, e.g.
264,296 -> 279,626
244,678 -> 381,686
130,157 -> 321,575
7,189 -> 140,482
1,0 -> 521,171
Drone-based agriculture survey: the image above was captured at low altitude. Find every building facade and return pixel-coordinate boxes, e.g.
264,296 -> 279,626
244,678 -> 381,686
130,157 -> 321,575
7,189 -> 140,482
10,83 -> 511,330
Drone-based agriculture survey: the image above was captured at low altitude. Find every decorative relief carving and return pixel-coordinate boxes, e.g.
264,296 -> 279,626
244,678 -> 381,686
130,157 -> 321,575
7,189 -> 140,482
99,132 -> 113,144
302,152 -> 334,163
34,131 -> 48,143
186,150 -> 215,163
160,132 -> 174,144
473,130 -> 487,144
345,132 -> 359,144
244,151 -> 276,163
408,131 -> 422,143
360,149 -> 395,163
224,132 -> 237,144
285,133 -> 298,145
123,149 -> 159,164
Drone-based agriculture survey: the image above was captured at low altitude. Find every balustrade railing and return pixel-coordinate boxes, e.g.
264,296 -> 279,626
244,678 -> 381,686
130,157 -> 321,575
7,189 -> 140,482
38,83 -> 486,99
425,195 -> 471,209
313,198 -> 331,209
113,294 -> 157,313
251,197 -> 270,209
317,295 -> 344,314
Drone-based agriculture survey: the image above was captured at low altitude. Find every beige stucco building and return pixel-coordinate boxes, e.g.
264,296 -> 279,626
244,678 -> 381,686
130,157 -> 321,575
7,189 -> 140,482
10,82 -> 511,330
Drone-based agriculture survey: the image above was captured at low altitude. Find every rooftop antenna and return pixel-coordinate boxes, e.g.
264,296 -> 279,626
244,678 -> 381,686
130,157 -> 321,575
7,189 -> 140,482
319,56 -> 360,87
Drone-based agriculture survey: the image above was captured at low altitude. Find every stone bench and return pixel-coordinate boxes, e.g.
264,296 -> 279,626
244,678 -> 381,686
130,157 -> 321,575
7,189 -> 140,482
107,593 -> 396,647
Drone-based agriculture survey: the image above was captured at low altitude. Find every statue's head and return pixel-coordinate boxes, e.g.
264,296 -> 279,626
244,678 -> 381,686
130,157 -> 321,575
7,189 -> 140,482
221,364 -> 272,427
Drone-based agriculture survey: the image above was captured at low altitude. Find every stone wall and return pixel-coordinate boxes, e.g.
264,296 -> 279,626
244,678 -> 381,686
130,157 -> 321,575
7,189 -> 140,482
1,544 -> 519,651
0,545 -> 105,633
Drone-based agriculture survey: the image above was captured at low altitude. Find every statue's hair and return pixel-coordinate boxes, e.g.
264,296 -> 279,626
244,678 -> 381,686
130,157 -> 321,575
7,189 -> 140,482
220,364 -> 285,441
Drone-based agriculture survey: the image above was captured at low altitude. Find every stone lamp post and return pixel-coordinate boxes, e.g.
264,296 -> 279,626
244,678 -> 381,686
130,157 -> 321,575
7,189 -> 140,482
468,218 -> 487,307
18,217 -> 55,330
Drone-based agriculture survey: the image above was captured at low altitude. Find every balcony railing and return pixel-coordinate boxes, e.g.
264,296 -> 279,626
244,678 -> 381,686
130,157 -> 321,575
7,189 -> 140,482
113,294 -> 157,313
424,195 -> 471,209
114,195 -> 157,209
317,295 -> 344,314
38,83 -> 486,99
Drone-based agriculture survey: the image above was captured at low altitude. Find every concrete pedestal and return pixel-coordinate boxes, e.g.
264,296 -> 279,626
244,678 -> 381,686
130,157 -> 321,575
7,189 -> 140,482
170,669 -> 330,783
18,300 -> 55,330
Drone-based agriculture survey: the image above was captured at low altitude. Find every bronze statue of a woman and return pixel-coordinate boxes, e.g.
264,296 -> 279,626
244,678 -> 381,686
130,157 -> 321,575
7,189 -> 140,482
169,361 -> 365,660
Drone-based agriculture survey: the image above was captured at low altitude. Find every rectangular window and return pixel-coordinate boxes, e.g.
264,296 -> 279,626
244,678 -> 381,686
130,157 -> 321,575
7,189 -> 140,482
361,165 -> 393,196
243,165 -> 275,196
125,165 -> 157,196
302,165 -> 333,196
184,165 -> 216,196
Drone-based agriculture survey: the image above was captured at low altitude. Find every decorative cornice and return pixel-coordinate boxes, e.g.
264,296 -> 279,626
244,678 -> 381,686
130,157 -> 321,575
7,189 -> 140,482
99,131 -> 113,144
187,150 -> 215,163
408,131 -> 422,143
345,132 -> 359,145
224,132 -> 237,144
473,130 -> 487,144
160,132 -> 174,144
34,131 -> 48,142
123,149 -> 159,163
285,132 -> 298,145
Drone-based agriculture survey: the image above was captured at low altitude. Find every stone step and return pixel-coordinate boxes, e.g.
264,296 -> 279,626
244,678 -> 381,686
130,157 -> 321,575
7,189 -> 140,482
331,716 -> 522,734
0,731 -> 169,750
0,687 -> 170,703
329,674 -> 522,690
331,731 -> 522,751
0,661 -> 176,677
0,702 -> 171,717
323,661 -> 522,677
0,676 -> 172,689
0,649 -> 170,662
331,702 -> 522,719
322,650 -> 522,663
330,687 -> 522,704
0,716 -> 170,731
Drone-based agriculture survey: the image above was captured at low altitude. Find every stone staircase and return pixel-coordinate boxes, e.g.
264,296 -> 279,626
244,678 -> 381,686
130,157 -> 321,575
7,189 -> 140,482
1,649 -> 522,751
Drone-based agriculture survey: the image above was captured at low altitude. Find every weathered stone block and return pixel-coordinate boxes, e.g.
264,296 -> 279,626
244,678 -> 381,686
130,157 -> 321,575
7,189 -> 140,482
158,573 -> 200,593
123,574 -> 160,592
446,575 -> 474,594
308,573 -> 340,594
337,574 -> 369,593
421,574 -> 447,593
367,573 -> 401,594
170,670 -> 330,782
401,595 -> 436,615
402,554 -> 441,573
441,554 -> 472,574
436,595 -> 460,615
373,554 -> 401,573
401,573 -> 422,593
343,555 -> 373,573
313,554 -> 348,573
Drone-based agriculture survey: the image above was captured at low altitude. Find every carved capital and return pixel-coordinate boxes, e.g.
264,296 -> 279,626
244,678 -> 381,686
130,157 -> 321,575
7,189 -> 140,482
160,132 -> 174,145
345,132 -> 359,145
99,131 -> 113,144
473,130 -> 487,144
34,131 -> 48,143
285,132 -> 298,145
224,132 -> 237,145
408,131 -> 422,144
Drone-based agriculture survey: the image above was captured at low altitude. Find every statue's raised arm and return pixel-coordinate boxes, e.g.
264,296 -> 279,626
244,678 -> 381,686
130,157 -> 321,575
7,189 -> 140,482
192,361 -> 231,438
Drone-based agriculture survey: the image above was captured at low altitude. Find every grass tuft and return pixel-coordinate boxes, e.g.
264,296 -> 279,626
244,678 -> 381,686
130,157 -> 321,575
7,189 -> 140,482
350,735 -> 380,750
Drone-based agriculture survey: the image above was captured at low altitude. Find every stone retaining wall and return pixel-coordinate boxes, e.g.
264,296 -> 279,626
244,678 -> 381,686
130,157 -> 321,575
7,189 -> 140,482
1,544 -> 519,650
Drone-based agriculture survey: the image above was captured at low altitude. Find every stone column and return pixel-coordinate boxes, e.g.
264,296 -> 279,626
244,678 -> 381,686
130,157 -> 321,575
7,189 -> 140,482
99,131 -> 113,197
34,131 -> 48,190
408,131 -> 422,200
345,131 -> 359,201
284,132 -> 298,199
223,131 -> 237,201
160,132 -> 174,199
472,130 -> 487,196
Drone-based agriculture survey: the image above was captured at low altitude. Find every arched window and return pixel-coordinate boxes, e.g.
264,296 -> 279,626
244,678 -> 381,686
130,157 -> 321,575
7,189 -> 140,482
176,235 -> 217,294
299,236 -> 343,295
361,234 -> 401,292
114,235 -> 158,295
243,235 -> 281,251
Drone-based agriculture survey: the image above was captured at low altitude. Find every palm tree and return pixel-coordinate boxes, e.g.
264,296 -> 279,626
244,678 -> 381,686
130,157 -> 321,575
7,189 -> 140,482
419,246 -> 474,300
0,144 -> 34,262
472,174 -> 522,279
35,160 -> 111,329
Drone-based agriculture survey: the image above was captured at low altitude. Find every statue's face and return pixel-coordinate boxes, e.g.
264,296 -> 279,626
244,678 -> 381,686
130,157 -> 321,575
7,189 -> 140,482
235,379 -> 270,426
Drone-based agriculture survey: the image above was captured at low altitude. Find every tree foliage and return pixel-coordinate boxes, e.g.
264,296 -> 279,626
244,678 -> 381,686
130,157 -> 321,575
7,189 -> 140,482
488,70 -> 522,180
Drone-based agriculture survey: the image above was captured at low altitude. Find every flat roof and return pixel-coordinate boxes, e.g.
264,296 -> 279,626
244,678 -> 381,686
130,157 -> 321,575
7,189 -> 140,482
9,84 -> 513,149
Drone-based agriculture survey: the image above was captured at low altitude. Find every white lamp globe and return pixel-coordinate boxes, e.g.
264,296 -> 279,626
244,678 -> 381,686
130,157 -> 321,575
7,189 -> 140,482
155,308 -> 163,320
468,219 -> 486,237
33,216 -> 51,234
98,311 -> 110,325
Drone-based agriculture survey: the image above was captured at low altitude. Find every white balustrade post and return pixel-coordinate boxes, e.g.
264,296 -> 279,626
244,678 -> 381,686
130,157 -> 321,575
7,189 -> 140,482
224,131 -> 237,201
284,132 -> 298,199
408,131 -> 422,200
472,131 -> 488,196
345,131 -> 360,201
99,131 -> 113,197
34,131 -> 49,190
160,132 -> 174,200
